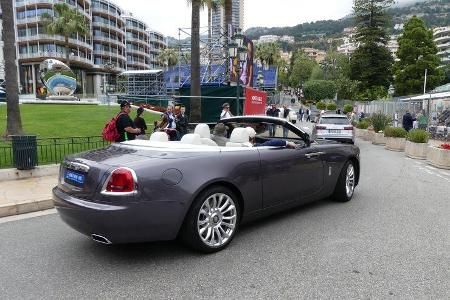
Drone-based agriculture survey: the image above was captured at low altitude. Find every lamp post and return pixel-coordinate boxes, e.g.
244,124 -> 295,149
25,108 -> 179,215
103,61 -> 115,113
257,69 -> 264,91
228,28 -> 247,116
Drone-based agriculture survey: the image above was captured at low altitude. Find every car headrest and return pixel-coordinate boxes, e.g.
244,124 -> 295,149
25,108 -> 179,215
200,138 -> 218,146
180,133 -> 202,145
245,127 -> 256,138
194,123 -> 211,138
229,128 -> 250,143
149,132 -> 169,142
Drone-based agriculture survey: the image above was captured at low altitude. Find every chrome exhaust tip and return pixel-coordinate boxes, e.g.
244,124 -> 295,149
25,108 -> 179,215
91,234 -> 112,245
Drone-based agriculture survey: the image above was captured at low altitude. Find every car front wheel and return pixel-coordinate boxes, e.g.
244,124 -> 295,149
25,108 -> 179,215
181,186 -> 240,253
332,160 -> 356,202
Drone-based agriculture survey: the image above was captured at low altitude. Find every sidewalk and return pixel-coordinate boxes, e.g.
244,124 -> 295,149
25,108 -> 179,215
0,176 -> 57,218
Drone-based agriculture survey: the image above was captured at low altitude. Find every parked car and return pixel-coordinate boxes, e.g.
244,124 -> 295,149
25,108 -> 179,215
53,116 -> 360,253
0,87 -> 6,102
278,107 -> 298,124
312,114 -> 355,144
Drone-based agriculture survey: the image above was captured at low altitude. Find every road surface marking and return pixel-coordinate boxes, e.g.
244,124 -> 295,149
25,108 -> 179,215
0,209 -> 57,224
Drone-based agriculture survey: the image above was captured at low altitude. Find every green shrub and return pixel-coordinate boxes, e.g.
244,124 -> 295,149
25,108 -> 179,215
356,120 -> 369,129
343,104 -> 353,114
326,102 -> 337,111
370,112 -> 391,132
384,126 -> 407,138
407,129 -> 428,143
316,101 -> 326,110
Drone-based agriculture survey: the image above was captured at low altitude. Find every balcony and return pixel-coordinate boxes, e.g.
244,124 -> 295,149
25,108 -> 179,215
126,61 -> 149,69
19,51 -> 93,66
93,49 -> 126,60
15,0 -> 54,7
436,42 -> 450,49
17,34 -> 64,42
125,48 -> 149,57
126,36 -> 149,46
91,22 -> 125,35
434,35 -> 450,44
92,6 -> 121,18
93,36 -> 125,47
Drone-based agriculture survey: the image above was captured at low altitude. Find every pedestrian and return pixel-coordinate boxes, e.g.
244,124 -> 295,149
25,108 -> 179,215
298,107 -> 304,122
337,108 -> 341,114
133,107 -> 147,137
281,105 -> 291,138
220,103 -> 233,119
306,108 -> 311,122
394,112 -> 399,127
156,105 -> 178,140
266,103 -> 280,137
402,111 -> 413,132
418,112 -> 428,130
211,123 -> 229,146
176,106 -> 189,138
116,100 -> 141,142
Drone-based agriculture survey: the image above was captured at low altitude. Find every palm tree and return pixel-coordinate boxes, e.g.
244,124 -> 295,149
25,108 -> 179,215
224,0 -> 232,33
205,0 -> 220,79
1,0 -> 23,135
188,0 -> 202,122
40,3 -> 89,67
157,48 -> 179,69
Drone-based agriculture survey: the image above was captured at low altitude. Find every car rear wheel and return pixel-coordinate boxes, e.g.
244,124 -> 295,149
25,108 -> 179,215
332,161 -> 355,202
181,186 -> 240,253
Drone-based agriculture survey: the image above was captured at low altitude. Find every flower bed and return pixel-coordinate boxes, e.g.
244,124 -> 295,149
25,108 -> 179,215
426,144 -> 450,169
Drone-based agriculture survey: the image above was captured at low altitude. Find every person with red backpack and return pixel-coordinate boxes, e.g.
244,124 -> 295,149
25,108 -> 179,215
103,100 -> 141,142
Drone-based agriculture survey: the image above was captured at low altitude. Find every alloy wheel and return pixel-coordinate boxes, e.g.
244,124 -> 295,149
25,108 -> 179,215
345,164 -> 355,198
197,193 -> 237,248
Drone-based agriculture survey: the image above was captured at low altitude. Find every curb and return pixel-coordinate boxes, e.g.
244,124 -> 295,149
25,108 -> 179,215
0,198 -> 54,218
0,164 -> 59,182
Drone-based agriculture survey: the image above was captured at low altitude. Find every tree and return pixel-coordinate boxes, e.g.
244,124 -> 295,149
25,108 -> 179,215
40,3 -> 89,67
189,0 -> 202,122
303,80 -> 337,101
255,42 -> 281,67
1,0 -> 23,135
393,16 -> 444,96
350,0 -> 394,100
289,51 -> 317,87
157,48 -> 179,69
224,0 -> 232,32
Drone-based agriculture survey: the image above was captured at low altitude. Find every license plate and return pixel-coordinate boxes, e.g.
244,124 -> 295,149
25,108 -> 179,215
64,170 -> 85,185
329,129 -> 341,134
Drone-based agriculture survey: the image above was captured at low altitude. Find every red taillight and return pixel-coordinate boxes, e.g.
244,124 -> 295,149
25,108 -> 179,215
106,168 -> 135,193
344,126 -> 354,130
316,125 -> 327,130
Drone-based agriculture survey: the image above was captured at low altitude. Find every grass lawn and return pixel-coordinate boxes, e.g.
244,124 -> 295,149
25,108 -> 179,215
0,104 -> 161,168
0,104 -> 160,138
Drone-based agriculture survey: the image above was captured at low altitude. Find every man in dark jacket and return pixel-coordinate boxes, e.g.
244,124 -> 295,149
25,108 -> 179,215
266,104 -> 280,137
176,106 -> 189,138
116,100 -> 141,142
402,111 -> 413,132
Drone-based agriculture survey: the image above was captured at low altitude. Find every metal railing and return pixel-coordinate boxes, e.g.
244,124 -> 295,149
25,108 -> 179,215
0,136 -> 109,169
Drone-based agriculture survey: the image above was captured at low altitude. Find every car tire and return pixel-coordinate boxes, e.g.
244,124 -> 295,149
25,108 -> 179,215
332,160 -> 356,202
180,186 -> 240,253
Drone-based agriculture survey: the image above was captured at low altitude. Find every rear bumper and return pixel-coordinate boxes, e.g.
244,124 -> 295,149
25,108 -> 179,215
52,187 -> 185,244
316,134 -> 354,143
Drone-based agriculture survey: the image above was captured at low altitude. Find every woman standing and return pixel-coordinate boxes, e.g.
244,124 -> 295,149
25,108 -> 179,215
134,107 -> 147,136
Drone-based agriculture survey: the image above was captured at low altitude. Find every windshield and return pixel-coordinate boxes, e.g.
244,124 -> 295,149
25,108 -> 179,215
320,117 -> 350,125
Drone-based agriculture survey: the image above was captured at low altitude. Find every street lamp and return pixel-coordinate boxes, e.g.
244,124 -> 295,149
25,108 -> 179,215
257,69 -> 264,90
228,28 -> 247,115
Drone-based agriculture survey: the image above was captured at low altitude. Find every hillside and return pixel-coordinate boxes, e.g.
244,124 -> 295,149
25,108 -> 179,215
244,0 -> 449,43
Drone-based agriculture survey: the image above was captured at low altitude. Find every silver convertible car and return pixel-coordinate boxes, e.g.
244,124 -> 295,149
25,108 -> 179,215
53,116 -> 360,253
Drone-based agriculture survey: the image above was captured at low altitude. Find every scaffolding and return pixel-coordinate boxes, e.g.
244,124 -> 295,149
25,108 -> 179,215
116,70 -> 166,96
176,25 -> 229,87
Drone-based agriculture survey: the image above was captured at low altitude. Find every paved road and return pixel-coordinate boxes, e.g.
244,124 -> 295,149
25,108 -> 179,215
0,139 -> 449,299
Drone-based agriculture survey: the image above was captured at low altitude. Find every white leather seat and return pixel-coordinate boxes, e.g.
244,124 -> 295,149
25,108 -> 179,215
194,123 -> 218,146
149,132 -> 169,142
226,128 -> 253,147
180,133 -> 202,145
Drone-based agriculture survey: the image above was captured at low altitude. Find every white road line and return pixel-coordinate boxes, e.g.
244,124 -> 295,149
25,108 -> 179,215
0,209 -> 57,224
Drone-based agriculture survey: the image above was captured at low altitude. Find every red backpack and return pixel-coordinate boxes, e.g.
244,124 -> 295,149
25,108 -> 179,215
102,112 -> 125,142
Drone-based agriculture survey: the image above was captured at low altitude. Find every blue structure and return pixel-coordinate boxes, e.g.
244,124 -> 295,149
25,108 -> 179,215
164,64 -> 277,91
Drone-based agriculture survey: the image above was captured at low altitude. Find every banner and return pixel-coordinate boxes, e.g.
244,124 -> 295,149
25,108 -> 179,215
229,25 -> 254,87
244,87 -> 267,115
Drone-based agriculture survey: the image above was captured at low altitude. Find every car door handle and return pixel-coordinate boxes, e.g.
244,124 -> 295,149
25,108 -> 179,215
305,152 -> 325,158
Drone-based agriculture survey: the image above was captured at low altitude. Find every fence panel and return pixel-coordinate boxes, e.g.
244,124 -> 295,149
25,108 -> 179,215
0,136 -> 109,169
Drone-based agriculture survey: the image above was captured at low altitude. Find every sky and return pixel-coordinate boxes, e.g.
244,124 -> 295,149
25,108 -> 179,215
112,0 -> 418,37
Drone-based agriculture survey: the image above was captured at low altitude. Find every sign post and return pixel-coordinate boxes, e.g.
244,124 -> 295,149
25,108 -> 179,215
244,87 -> 267,115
